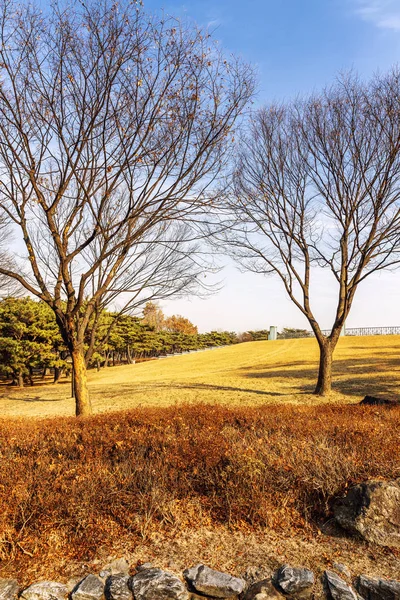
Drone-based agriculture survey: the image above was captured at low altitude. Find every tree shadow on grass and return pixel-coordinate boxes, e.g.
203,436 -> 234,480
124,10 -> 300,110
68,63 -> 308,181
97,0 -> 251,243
168,382 -> 289,396
241,355 -> 400,400
109,381 -> 290,397
3,395 -> 67,403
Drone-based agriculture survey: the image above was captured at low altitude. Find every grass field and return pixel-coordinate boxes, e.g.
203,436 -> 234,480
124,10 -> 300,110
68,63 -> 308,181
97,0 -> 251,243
1,335 -> 399,417
1,335 -> 400,583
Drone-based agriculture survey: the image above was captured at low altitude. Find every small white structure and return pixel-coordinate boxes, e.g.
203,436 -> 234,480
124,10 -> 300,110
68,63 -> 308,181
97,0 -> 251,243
268,326 -> 278,340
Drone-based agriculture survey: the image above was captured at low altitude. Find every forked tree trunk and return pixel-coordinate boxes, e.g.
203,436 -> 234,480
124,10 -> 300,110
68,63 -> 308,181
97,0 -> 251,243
314,327 -> 342,396
71,346 -> 92,416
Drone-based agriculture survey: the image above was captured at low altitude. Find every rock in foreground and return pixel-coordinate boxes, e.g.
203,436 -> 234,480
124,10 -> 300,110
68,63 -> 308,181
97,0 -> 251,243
104,575 -> 132,600
184,564 -> 246,598
324,571 -> 358,600
20,582 -> 68,600
0,580 -> 19,600
71,575 -> 104,600
334,479 -> 400,548
274,565 -> 314,598
131,568 -> 188,600
357,574 -> 400,600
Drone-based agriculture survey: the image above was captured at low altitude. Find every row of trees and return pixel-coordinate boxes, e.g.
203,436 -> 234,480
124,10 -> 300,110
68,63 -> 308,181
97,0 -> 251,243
0,0 -> 399,412
0,298 -> 239,386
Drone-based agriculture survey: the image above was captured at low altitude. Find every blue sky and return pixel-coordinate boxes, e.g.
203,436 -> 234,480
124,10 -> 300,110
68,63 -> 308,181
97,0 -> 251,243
146,0 -> 400,332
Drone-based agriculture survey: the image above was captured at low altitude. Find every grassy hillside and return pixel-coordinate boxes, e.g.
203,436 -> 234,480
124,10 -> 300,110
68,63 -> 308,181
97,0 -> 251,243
1,335 -> 399,417
1,335 -> 399,582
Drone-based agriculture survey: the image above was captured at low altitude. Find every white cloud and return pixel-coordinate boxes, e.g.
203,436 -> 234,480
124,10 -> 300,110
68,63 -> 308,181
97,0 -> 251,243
354,0 -> 400,31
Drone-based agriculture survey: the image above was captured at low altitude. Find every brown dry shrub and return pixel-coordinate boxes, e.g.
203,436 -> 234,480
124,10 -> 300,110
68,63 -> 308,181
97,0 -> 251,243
0,404 -> 398,575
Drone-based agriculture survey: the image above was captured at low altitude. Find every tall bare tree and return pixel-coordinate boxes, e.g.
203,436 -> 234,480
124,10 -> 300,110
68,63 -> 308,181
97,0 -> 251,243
220,71 -> 400,395
0,0 -> 255,414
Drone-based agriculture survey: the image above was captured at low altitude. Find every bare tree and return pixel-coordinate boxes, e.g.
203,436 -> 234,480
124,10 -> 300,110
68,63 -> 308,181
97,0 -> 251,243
0,0 -> 255,414
83,222 -> 211,366
220,71 -> 400,395
0,214 -> 21,296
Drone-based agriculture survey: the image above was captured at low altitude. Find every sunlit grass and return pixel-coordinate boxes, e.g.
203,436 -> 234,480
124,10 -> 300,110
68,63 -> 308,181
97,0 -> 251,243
1,335 -> 399,417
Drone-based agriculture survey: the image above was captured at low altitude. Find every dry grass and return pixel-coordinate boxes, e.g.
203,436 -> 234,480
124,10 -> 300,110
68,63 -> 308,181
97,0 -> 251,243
1,335 -> 399,417
0,404 -> 400,583
1,335 -> 399,583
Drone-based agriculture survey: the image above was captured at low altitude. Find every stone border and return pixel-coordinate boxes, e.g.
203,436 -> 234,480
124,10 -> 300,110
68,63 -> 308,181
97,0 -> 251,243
1,560 -> 400,600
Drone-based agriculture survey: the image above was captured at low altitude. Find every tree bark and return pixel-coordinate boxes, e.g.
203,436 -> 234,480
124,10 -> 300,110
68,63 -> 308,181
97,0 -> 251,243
28,366 -> 34,386
53,366 -> 62,383
314,340 -> 333,395
314,327 -> 343,396
17,370 -> 24,387
71,347 -> 92,416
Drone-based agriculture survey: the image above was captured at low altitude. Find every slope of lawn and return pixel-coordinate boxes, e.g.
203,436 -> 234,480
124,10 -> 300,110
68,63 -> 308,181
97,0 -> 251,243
1,335 -> 399,583
1,335 -> 399,417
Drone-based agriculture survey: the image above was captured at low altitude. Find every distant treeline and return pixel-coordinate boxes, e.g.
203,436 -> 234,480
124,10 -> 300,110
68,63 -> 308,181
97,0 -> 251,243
0,298 -> 240,386
0,297 -> 308,386
238,328 -> 312,341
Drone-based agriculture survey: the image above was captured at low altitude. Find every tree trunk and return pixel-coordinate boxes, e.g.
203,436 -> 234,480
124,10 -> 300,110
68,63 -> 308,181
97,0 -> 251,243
28,366 -> 34,386
127,346 -> 132,364
71,347 -> 92,416
42,366 -> 48,379
314,340 -> 333,395
17,370 -> 24,387
53,366 -> 62,383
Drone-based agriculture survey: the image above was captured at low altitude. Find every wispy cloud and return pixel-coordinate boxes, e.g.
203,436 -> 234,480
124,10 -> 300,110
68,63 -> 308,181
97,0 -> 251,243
353,0 -> 400,31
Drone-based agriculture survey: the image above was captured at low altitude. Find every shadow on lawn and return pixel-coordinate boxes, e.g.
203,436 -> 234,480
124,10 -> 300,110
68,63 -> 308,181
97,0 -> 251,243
241,354 -> 400,400
111,381 -> 290,397
168,382 -> 289,397
2,395 -> 67,403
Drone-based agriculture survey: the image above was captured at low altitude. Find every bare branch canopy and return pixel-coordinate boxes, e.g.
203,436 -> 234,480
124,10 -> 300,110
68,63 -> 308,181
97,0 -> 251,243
0,0 -> 255,414
218,70 -> 400,394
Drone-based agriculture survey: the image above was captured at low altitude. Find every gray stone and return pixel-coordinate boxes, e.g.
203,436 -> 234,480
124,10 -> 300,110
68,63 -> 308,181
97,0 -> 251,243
20,582 -> 68,600
357,575 -> 400,600
183,564 -> 246,598
72,575 -> 104,600
0,580 -> 19,600
190,594 -> 221,600
334,479 -> 400,548
183,564 -> 245,598
131,568 -> 188,600
333,565 -> 351,579
324,571 -> 359,600
274,566 -> 314,599
243,579 -> 285,600
136,563 -> 153,573
104,576 -> 131,600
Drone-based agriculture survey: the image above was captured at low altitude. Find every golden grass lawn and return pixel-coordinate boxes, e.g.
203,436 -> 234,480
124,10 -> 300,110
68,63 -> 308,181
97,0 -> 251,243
1,335 -> 399,417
